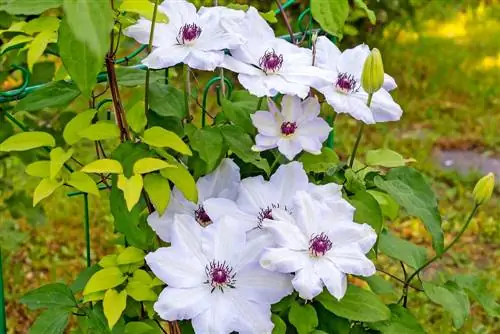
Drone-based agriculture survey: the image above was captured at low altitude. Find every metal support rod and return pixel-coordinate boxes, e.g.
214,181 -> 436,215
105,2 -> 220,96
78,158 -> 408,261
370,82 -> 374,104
83,194 -> 91,268
0,250 -> 6,334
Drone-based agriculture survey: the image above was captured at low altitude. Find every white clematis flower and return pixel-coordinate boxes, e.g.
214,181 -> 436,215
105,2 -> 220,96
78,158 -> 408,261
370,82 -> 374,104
146,214 -> 293,333
148,158 -> 240,242
220,7 -> 329,98
124,0 -> 244,70
203,162 -> 354,235
251,95 -> 331,160
260,191 -> 377,300
313,36 -> 403,124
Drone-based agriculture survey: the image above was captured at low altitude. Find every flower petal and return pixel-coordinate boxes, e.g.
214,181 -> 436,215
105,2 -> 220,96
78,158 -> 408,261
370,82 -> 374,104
254,134 -> 279,151
314,36 -> 341,72
314,259 -> 347,300
236,232 -> 274,269
171,214 -> 206,264
142,45 -> 190,69
264,75 -> 310,99
191,291 -> 236,333
196,158 -> 240,201
237,264 -> 293,304
251,111 -> 280,136
337,44 -> 370,80
270,161 -> 309,205
297,136 -> 322,154
327,223 -> 377,253
221,55 -> 262,76
297,118 -> 331,144
154,286 -> 210,321
320,86 -> 375,124
196,12 -> 244,51
292,264 -> 324,300
307,183 -> 343,203
280,95 -> 302,122
277,138 -> 303,160
292,190 -> 324,236
383,73 -> 397,91
124,19 -> 176,47
260,248 -> 308,273
298,96 -> 321,123
231,294 -> 275,334
203,197 -> 256,232
237,175 -> 272,215
184,49 -> 224,70
202,216 -> 246,264
239,73 -> 275,97
261,219 -> 308,250
327,244 -> 376,276
158,0 -> 197,29
368,89 -> 403,123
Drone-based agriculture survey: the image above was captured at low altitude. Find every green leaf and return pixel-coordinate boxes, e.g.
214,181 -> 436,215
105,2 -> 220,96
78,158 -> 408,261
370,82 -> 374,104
67,171 -> 99,196
115,67 -> 163,87
120,0 -> 168,22
15,81 -> 81,112
366,149 -> 407,168
20,283 -> 76,310
369,304 -> 425,334
311,0 -> 349,38
314,302 -> 350,334
116,247 -> 145,265
148,82 -> 186,119
299,147 -> 339,173
112,142 -> 155,177
423,281 -> 470,329
289,303 -> 318,334
49,147 -> 73,179
71,264 -> 100,293
363,275 -> 398,300
103,289 -> 127,329
63,109 -> 97,145
143,173 -> 170,215
26,161 -> 50,178
59,17 -> 102,97
160,162 -> 197,203
271,314 -> 286,334
29,308 -> 71,334
63,0 -> 113,60
0,34 -> 33,54
190,127 -> 224,172
375,167 -> 443,253
453,274 -> 500,317
0,0 -> 62,15
378,231 -> 427,269
117,174 -> 144,211
81,159 -> 123,174
22,16 -> 60,35
142,126 -> 191,155
27,30 -> 55,71
220,125 -> 270,174
82,290 -> 106,303
0,131 -> 55,152
348,191 -> 383,235
260,9 -> 278,23
83,266 -> 127,295
127,101 -> 148,134
79,121 -> 120,141
133,157 -> 174,174
367,190 -> 400,220
33,178 -> 63,206
353,0 -> 376,24
125,321 -> 161,334
344,168 -> 366,193
99,254 -> 118,268
221,98 -> 255,134
126,281 -> 157,302
316,285 -> 391,322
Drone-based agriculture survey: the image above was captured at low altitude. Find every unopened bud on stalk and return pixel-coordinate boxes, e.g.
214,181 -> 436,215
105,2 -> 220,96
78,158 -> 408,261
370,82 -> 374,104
361,48 -> 384,94
473,172 -> 495,205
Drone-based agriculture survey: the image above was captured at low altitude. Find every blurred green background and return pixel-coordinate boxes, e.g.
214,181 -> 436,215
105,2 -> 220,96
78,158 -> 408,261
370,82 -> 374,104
1,0 -> 499,332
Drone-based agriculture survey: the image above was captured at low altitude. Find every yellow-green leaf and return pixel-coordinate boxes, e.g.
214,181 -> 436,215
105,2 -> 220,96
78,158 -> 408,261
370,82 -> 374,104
103,289 -> 127,329
27,30 -> 56,71
63,109 -> 97,145
116,247 -> 145,265
160,162 -> 197,202
82,290 -> 105,303
81,159 -> 123,174
22,16 -> 60,35
25,161 -> 50,178
79,121 -> 120,141
142,126 -> 191,155
133,157 -> 174,174
83,267 -> 126,295
117,174 -> 143,211
0,35 -> 33,54
143,173 -> 170,215
130,269 -> 153,285
0,131 -> 55,152
126,101 -> 147,133
67,171 -> 99,196
126,281 -> 157,302
49,147 -> 73,179
33,178 -> 62,206
120,0 -> 168,22
98,254 -> 118,268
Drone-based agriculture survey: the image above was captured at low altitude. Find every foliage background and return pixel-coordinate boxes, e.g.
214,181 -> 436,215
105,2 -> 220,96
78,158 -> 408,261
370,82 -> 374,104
0,0 -> 499,332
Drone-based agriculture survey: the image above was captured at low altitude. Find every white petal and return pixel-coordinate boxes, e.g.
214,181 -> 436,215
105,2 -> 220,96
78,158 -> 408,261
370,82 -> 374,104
231,294 -> 275,334
171,214 -> 206,265
237,232 -> 274,269
314,259 -> 347,300
251,111 -> 280,136
292,264 -> 324,300
191,291 -> 236,333
221,55 -> 262,76
293,191 -> 324,236
277,138 -> 303,160
298,96 -> 321,123
202,216 -> 246,264
237,175 -> 272,215
325,199 -> 356,224
184,49 -> 224,71
154,286 -> 210,321
280,95 -> 302,122
158,0 -> 197,29
297,136 -> 322,154
283,65 -> 334,89
254,134 -> 279,150
307,183 -> 343,203
327,244 -> 376,276
145,247 -> 205,288
196,13 -> 245,51
142,45 -> 190,69
261,219 -> 308,250
383,73 -> 397,91
270,161 -> 309,205
124,19 -> 175,47
327,223 -> 377,253
297,118 -> 331,143
320,86 -> 375,124
337,44 -> 370,80
196,158 -> 240,201
237,264 -> 293,304
203,197 -> 256,232
368,89 -> 403,123
314,36 -> 341,71
239,73 -> 276,97
264,75 -> 310,99
260,248 -> 308,273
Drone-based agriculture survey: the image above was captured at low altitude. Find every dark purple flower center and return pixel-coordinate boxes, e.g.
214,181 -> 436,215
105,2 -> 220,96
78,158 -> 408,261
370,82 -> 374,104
309,233 -> 332,257
177,23 -> 202,45
205,260 -> 236,292
256,203 -> 292,228
280,121 -> 297,136
336,72 -> 358,94
259,49 -> 284,73
194,205 -> 212,227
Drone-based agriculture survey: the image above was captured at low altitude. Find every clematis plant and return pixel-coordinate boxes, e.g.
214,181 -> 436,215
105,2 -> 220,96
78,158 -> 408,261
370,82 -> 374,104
5,1 -> 496,334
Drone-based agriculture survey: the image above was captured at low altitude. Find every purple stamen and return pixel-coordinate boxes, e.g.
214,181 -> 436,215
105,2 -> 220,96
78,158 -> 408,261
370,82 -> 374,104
205,260 -> 236,292
259,49 -> 284,73
256,203 -> 292,228
195,205 -> 212,227
177,23 -> 202,45
335,72 -> 358,94
309,233 -> 332,257
280,121 -> 297,136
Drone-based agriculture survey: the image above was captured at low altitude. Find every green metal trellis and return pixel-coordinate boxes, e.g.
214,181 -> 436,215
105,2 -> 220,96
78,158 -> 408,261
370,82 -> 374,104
0,1 -> 330,331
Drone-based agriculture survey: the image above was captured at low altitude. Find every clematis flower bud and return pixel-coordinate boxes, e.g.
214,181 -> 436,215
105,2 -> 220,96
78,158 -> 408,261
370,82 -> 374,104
361,48 -> 384,94
473,172 -> 495,205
